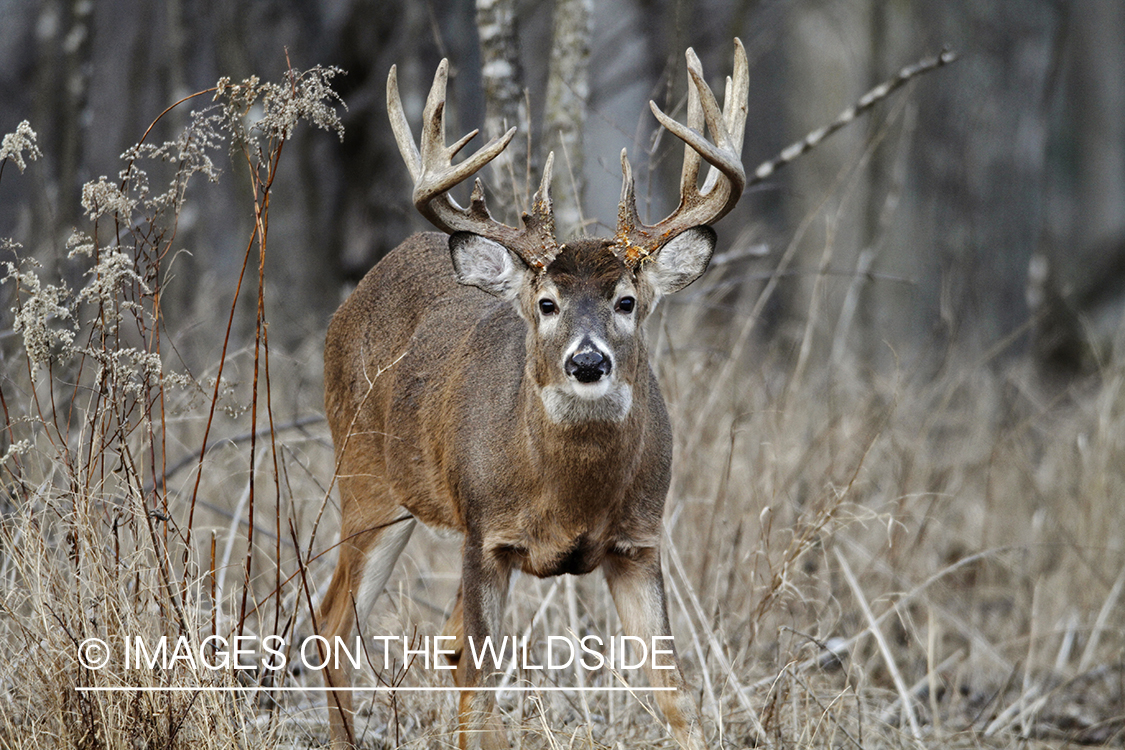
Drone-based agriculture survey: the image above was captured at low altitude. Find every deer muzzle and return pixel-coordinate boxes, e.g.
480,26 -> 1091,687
565,341 -> 612,384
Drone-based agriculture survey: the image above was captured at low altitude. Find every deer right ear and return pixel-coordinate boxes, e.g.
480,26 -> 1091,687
643,226 -> 716,297
450,232 -> 528,300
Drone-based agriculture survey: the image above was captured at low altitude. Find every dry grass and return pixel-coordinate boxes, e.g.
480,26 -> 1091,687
3,65 -> 1125,750
335,328 -> 1125,749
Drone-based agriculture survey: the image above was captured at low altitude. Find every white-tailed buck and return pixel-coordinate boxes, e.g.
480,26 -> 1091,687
318,39 -> 748,750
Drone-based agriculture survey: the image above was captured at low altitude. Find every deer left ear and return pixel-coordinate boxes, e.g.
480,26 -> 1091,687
450,232 -> 528,301
643,226 -> 716,296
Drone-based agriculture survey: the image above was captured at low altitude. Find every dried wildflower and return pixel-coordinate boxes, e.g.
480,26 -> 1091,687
216,66 -> 346,146
115,107 -> 225,230
65,230 -> 96,258
93,347 -> 168,400
1,439 -> 30,465
215,74 -> 262,114
0,70 -> 353,746
4,259 -> 76,368
260,65 -> 346,141
0,120 -> 41,173
76,247 -> 150,318
81,176 -> 137,220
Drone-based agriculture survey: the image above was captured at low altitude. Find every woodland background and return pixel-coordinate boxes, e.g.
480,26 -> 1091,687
4,1 -> 1125,748
3,0 -> 1124,368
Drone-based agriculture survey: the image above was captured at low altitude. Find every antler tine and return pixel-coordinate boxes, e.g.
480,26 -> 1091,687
412,60 -> 518,220
705,38 -> 749,195
525,151 -> 556,242
418,59 -> 450,174
616,150 -> 645,254
616,40 -> 750,268
387,58 -> 559,268
387,65 -> 422,183
727,38 -> 750,155
654,58 -> 744,195
679,50 -> 704,198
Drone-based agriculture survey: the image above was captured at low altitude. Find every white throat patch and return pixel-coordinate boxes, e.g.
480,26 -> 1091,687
540,382 -> 633,424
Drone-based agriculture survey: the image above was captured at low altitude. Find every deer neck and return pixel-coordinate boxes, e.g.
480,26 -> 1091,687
515,352 -> 649,494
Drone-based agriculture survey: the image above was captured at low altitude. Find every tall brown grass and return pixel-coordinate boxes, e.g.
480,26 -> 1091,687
0,65 -> 346,749
2,60 -> 1124,750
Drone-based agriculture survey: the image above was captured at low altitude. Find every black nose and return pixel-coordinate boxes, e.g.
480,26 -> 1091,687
566,349 -> 611,383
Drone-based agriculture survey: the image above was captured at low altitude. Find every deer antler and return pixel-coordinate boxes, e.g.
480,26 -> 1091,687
616,39 -> 749,268
387,60 -> 559,270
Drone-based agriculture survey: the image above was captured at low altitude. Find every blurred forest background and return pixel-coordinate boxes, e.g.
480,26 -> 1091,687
7,1 -> 1125,747
3,0 -> 1124,374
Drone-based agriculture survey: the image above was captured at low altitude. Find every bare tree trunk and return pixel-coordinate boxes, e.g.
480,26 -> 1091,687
1029,1 -> 1125,373
780,4 -> 873,365
911,1 -> 1062,349
476,0 -> 529,224
1074,1 -> 1125,248
545,0 -> 592,238
31,0 -> 94,236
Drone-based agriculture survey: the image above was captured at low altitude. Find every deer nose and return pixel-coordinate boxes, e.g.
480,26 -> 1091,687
566,348 -> 611,383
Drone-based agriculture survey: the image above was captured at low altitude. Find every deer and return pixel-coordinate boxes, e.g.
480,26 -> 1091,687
316,38 -> 748,750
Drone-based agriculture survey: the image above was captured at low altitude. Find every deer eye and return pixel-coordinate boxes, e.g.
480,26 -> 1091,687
615,296 -> 636,314
538,298 -> 558,316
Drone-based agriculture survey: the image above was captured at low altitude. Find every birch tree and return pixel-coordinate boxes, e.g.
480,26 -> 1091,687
545,0 -> 592,238
476,0 -> 529,223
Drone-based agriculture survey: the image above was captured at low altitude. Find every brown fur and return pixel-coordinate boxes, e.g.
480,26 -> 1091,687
318,232 -> 707,749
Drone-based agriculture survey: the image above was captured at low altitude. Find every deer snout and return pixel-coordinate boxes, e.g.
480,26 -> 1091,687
566,347 -> 611,383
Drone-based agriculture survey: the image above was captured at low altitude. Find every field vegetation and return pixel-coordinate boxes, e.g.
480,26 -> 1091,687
2,60 -> 1123,750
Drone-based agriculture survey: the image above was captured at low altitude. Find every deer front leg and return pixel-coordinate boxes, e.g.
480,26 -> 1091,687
455,539 -> 512,750
603,547 -> 706,750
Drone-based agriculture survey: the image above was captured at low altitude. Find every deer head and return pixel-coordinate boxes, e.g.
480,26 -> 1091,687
387,41 -> 748,425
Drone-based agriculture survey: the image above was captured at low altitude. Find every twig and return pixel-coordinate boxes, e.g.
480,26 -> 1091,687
749,49 -> 957,185
664,552 -> 721,730
835,548 -> 922,740
145,415 -> 324,495
1077,563 -> 1125,673
500,578 -> 561,692
878,650 -> 964,730
664,528 -> 766,737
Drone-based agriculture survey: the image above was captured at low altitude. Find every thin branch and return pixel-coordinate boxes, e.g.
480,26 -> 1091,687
749,49 -> 957,185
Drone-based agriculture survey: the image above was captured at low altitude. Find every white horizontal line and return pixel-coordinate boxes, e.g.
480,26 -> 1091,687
75,686 -> 674,693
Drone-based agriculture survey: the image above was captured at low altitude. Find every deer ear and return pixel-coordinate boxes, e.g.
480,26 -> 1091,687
450,232 -> 528,300
643,226 -> 716,296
